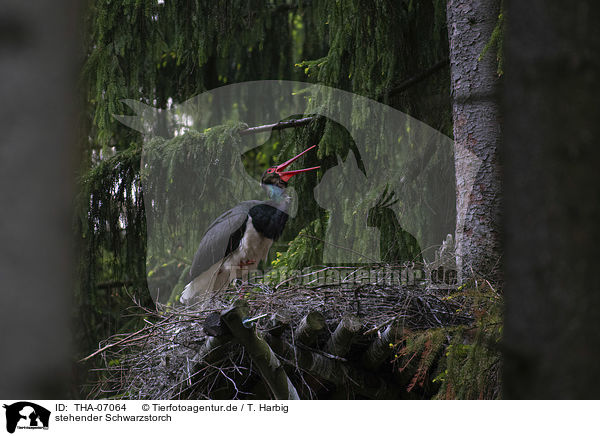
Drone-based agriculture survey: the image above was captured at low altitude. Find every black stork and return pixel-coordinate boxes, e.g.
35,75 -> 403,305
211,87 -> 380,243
180,144 -> 320,304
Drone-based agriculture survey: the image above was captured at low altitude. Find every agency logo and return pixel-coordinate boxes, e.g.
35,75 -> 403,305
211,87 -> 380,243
3,402 -> 50,434
116,80 -> 479,304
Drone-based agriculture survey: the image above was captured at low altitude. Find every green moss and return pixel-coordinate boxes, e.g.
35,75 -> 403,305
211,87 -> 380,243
433,285 -> 502,399
479,2 -> 505,76
391,283 -> 502,399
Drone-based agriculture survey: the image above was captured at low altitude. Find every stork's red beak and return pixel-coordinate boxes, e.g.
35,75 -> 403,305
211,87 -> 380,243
271,144 -> 320,182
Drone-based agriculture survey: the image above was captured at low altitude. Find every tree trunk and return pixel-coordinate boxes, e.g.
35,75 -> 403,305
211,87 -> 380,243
0,1 -> 76,398
446,0 -> 502,283
503,1 -> 600,399
221,303 -> 300,400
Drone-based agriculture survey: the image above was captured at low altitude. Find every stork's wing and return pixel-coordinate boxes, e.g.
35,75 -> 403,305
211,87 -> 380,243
189,200 -> 262,281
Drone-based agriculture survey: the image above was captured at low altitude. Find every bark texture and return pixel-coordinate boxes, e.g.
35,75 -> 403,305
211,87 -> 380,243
221,303 -> 300,400
503,0 -> 600,398
0,1 -> 76,397
324,314 -> 361,357
447,0 -> 502,283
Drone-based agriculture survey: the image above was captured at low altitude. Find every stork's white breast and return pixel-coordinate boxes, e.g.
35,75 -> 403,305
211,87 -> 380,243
227,216 -> 273,269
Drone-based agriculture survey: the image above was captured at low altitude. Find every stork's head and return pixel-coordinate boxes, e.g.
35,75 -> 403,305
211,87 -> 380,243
261,145 -> 320,195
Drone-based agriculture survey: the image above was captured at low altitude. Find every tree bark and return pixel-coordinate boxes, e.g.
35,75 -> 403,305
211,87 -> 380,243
324,314 -> 361,357
503,0 -> 600,398
446,0 -> 502,283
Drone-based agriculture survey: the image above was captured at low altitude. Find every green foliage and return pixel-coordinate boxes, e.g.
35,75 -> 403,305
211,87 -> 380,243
275,0 -> 453,268
394,328 -> 448,394
77,0 -> 456,396
391,283 -> 502,399
78,1 -> 325,365
304,0 -> 450,127
76,141 -> 149,357
82,0 -> 313,149
270,217 -> 327,273
142,124 -> 248,302
80,0 -> 453,299
433,286 -> 502,399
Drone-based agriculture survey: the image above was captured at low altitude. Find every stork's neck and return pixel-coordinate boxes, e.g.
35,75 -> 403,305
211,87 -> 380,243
264,184 -> 291,211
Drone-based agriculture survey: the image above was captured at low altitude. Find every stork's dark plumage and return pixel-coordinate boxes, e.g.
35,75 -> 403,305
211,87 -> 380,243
181,145 -> 319,304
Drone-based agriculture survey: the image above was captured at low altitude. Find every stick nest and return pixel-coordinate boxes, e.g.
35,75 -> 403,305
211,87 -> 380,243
88,267 -> 472,399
